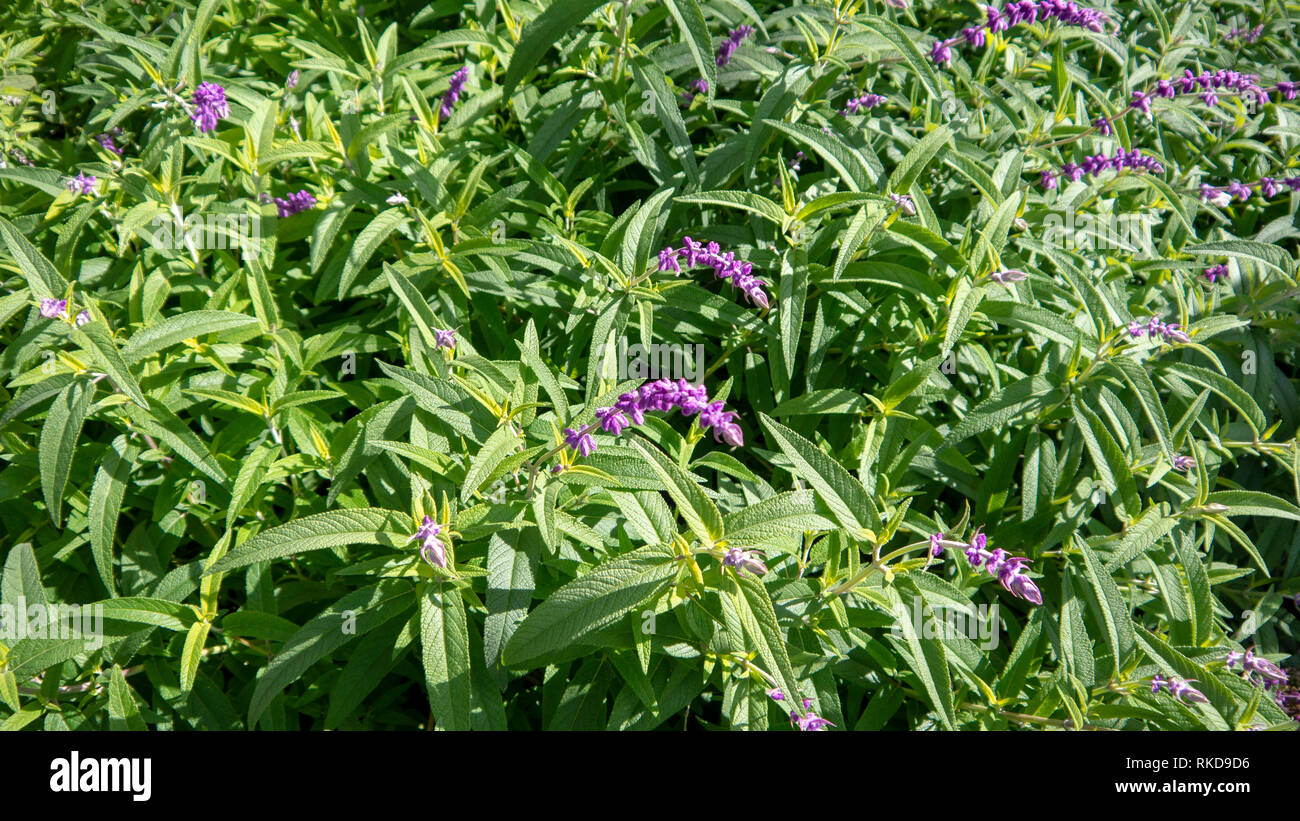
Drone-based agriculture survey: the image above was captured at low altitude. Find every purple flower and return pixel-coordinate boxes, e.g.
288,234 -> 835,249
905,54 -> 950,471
723,547 -> 768,576
791,711 -> 834,731
1202,264 -> 1228,283
1260,178 -> 1278,198
1152,674 -> 1209,704
961,527 -> 1042,605
96,133 -> 123,155
1278,81 -> 1298,101
1040,170 -> 1058,190
66,173 -> 96,196
1130,91 -> 1152,116
1199,184 -> 1232,208
595,406 -> 629,435
842,93 -> 885,115
1093,117 -> 1112,135
657,239 -> 769,310
962,26 -> 987,48
1228,649 -> 1288,686
990,269 -> 1029,285
434,328 -> 456,349
563,427 -> 597,458
286,70 -> 300,90
766,688 -> 785,701
1127,320 -> 1145,338
1156,80 -> 1176,98
1200,90 -> 1219,107
408,515 -> 447,568
715,26 -> 753,67
929,532 -> 945,557
191,82 -> 230,133
75,309 -> 90,327
1226,180 -> 1252,201
929,39 -> 955,66
274,189 -> 316,218
1171,453 -> 1195,472
40,298 -> 67,318
439,66 -> 469,120
890,193 -> 916,216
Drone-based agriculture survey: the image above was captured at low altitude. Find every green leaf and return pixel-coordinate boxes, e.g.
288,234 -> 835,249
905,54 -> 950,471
121,310 -> 260,363
663,0 -> 716,105
420,584 -> 472,730
39,379 -> 93,527
758,413 -> 873,535
502,543 -> 677,668
208,509 -> 410,573
500,0 -> 610,100
630,439 -> 723,544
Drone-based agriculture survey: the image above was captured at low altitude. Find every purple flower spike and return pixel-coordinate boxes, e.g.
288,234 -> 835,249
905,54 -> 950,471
1202,264 -> 1228,283
1040,170 -> 1058,190
40,298 -> 67,318
959,526 -> 1042,605
66,173 -> 96,196
274,189 -> 316,218
657,239 -> 769,310
439,66 -> 469,121
929,39 -> 955,66
791,711 -> 834,731
929,533 -> 945,557
563,427 -> 597,458
96,134 -> 124,155
408,515 -> 447,568
1093,117 -> 1112,135
191,82 -> 230,133
1260,178 -> 1278,198
1130,91 -> 1152,116
723,547 -> 768,576
715,26 -> 753,67
1226,180 -> 1252,202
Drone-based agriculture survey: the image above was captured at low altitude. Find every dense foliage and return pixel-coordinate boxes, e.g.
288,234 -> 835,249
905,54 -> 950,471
0,0 -> 1297,731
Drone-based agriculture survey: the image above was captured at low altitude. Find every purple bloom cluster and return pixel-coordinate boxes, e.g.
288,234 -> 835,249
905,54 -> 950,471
657,238 -> 770,310
439,66 -> 469,120
434,328 -> 456,349
1093,116 -> 1112,136
681,77 -> 709,104
274,189 -> 316,218
1040,148 -> 1163,188
1126,316 -> 1191,344
408,515 -> 447,567
1202,264 -> 1228,283
1227,649 -> 1287,687
191,82 -> 230,133
40,298 -> 68,318
96,132 -> 123,155
765,689 -> 833,731
715,26 -> 754,67
65,173 -> 96,196
930,1 -> 1109,66
842,93 -> 885,115
931,528 -> 1043,605
592,377 -> 744,448
1199,177 -> 1300,207
723,547 -> 767,575
1151,674 -> 1209,704
1226,24 -> 1264,44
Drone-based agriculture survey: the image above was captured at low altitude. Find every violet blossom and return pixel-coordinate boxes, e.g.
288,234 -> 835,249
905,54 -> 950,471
1202,264 -> 1228,283
407,515 -> 448,568
439,66 -> 469,120
890,193 -> 916,216
569,378 -> 744,459
1151,674 -> 1209,704
931,527 -> 1043,605
1227,649 -> 1288,686
190,82 -> 230,133
65,173 -> 96,196
434,328 -> 456,349
723,547 -> 768,576
274,189 -> 316,218
715,26 -> 754,67
1171,453 -> 1195,472
657,238 -> 769,309
39,298 -> 67,318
